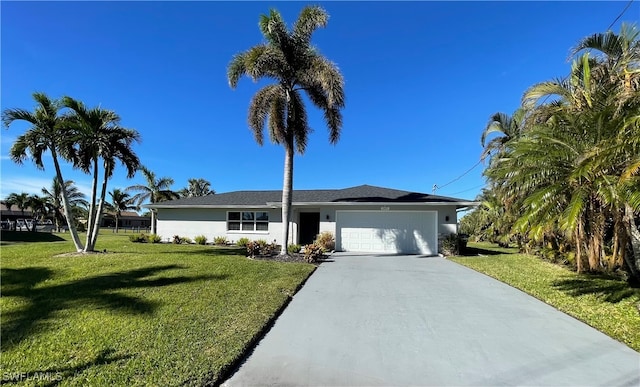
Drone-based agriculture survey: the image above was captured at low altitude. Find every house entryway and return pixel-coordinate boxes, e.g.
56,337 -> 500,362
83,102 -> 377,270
299,212 -> 320,245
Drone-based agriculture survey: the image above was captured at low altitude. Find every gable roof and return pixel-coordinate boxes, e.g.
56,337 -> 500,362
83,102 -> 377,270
146,185 -> 478,209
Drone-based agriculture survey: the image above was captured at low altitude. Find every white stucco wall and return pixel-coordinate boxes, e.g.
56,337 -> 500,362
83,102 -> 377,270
156,208 -> 282,244
156,204 -> 459,246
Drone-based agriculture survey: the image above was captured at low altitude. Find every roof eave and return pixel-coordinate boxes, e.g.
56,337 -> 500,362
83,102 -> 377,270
147,201 -> 481,210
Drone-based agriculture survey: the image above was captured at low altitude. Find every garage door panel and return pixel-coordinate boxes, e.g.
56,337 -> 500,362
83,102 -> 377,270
337,211 -> 436,255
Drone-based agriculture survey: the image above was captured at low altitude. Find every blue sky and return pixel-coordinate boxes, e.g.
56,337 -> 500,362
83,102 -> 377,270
2,1 -> 638,203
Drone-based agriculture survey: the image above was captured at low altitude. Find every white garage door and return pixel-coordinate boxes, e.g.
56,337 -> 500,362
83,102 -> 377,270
336,211 -> 437,255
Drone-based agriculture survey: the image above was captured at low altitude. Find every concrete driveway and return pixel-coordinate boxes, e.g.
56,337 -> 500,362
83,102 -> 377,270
223,254 -> 640,386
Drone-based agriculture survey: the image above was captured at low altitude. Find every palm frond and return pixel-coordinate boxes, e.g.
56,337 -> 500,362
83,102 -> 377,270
248,85 -> 283,145
292,5 -> 328,45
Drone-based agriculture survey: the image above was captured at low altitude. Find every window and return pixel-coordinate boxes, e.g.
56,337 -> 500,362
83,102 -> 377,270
227,211 -> 269,232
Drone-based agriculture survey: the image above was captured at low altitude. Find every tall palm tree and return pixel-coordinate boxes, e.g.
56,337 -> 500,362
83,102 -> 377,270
108,188 -> 137,233
127,166 -> 179,234
26,194 -> 52,232
2,93 -> 84,250
179,178 -> 214,198
41,178 -> 89,232
227,6 -> 345,254
62,97 -> 141,251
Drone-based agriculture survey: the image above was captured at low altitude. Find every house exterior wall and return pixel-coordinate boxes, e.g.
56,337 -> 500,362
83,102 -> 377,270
156,208 -> 282,244
156,205 -> 458,247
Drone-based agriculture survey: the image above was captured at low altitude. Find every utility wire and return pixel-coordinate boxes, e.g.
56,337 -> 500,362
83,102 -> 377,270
607,0 -> 634,30
432,160 -> 482,193
442,183 -> 486,196
433,0 -> 635,195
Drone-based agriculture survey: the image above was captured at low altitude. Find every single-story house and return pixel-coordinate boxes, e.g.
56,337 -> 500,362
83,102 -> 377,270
1,203 -> 34,221
99,211 -> 151,229
147,185 -> 478,255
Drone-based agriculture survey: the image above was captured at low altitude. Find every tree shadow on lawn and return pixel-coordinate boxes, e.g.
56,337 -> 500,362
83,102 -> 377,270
135,246 -> 247,257
552,275 -> 640,303
179,246 -> 246,256
1,265 -> 227,351
0,231 -> 66,245
459,246 -> 510,256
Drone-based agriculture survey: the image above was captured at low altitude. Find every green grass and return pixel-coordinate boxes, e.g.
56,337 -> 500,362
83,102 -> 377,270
1,232 -> 316,386
451,242 -> 640,352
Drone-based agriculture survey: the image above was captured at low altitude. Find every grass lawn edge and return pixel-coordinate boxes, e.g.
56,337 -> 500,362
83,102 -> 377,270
449,244 -> 640,353
211,264 -> 318,385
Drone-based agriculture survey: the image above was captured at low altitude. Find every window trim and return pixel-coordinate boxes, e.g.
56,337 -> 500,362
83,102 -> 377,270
227,211 -> 269,233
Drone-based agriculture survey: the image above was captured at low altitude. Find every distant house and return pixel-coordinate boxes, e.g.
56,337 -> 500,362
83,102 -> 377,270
100,211 -> 151,229
147,185 -> 478,255
0,203 -> 34,221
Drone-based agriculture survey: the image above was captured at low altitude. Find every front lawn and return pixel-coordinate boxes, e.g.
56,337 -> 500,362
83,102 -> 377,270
1,232 -> 315,385
451,242 -> 640,352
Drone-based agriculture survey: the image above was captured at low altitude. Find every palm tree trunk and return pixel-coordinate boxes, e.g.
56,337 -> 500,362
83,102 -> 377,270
88,170 -> 109,251
151,209 -> 157,235
622,203 -> 640,280
576,221 -> 585,273
280,142 -> 294,255
84,159 -> 100,250
115,213 -> 120,233
51,150 -> 83,251
54,212 -> 62,233
612,209 -> 626,268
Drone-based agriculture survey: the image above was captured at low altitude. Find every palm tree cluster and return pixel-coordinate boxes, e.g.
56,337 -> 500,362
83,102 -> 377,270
466,24 -> 640,280
178,178 -> 214,198
126,166 -> 180,234
2,179 -> 88,232
2,93 -> 141,252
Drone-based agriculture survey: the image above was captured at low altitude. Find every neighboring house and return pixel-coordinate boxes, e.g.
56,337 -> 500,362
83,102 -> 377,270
0,204 -> 34,221
100,211 -> 151,229
147,185 -> 478,255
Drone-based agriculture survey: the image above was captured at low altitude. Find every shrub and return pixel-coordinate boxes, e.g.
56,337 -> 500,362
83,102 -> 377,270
315,231 -> 335,252
303,243 -> 325,263
441,233 -> 466,256
194,235 -> 208,245
129,233 -> 148,243
246,241 -> 260,258
172,235 -> 192,244
76,222 -> 86,232
246,239 -> 278,257
148,234 -> 162,243
288,244 -> 302,254
214,236 -> 228,245
236,237 -> 250,247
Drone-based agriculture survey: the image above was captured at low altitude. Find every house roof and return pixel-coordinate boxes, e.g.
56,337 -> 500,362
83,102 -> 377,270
146,185 -> 478,209
1,204 -> 34,216
102,211 -> 147,218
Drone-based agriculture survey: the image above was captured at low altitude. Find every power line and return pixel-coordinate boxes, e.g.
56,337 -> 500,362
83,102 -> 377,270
607,0 -> 634,30
433,160 -> 482,193
442,183 -> 486,196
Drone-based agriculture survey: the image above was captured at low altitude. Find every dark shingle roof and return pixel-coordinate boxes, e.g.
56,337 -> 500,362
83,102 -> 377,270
147,185 -> 475,208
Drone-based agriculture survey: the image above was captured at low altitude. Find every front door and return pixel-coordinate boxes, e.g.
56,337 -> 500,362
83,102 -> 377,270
299,212 -> 320,245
